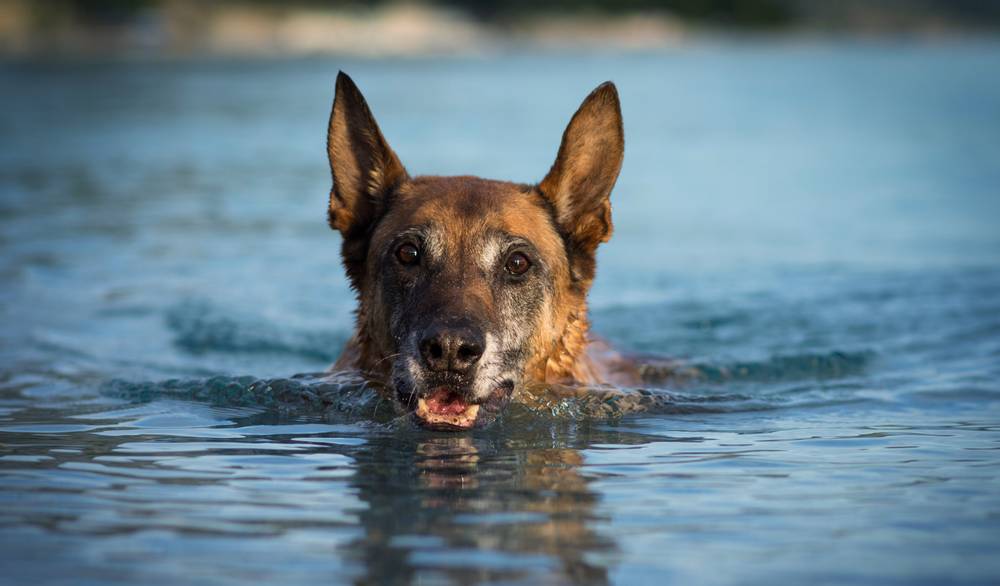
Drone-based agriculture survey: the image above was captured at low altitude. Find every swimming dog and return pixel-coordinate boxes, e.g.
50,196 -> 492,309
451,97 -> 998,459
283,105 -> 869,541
326,72 -> 638,430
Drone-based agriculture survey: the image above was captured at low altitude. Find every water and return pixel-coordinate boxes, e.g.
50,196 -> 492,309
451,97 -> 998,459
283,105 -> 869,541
2,41 -> 1000,585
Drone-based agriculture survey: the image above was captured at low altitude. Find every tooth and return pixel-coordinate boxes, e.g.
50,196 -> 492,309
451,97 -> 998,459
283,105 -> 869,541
413,398 -> 480,427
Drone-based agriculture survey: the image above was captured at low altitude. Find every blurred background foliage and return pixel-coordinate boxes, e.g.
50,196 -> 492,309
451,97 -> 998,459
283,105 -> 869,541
427,0 -> 793,26
2,0 -> 999,58
31,0 -> 1000,26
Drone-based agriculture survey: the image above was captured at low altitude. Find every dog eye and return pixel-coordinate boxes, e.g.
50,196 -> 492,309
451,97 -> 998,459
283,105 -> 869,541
504,252 -> 531,276
395,243 -> 420,265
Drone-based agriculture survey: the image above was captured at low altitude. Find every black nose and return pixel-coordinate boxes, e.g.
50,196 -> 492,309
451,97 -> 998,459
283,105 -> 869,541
419,323 -> 485,373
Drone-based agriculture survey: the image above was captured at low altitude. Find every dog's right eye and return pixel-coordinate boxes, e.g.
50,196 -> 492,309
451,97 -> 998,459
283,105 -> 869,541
395,243 -> 420,265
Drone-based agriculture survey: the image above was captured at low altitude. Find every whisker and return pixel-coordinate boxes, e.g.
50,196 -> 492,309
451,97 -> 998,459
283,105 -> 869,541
364,352 -> 402,374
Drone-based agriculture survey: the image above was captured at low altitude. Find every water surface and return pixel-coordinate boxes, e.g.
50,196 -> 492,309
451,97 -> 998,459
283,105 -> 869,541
2,42 -> 1000,585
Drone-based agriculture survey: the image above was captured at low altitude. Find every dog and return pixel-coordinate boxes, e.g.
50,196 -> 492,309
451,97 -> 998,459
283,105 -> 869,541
326,72 -> 640,430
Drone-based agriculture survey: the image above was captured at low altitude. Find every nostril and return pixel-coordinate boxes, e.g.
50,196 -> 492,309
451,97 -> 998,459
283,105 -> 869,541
420,324 -> 485,371
457,342 -> 483,362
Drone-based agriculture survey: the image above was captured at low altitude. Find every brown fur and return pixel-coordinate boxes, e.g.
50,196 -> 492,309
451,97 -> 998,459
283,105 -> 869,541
326,72 -> 639,425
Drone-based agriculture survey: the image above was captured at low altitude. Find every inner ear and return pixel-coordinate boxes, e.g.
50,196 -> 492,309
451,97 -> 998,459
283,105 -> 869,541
327,72 -> 408,239
539,82 -> 624,259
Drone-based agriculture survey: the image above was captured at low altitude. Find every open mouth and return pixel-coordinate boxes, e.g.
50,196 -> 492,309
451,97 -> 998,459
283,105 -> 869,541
395,378 -> 516,431
414,387 -> 480,430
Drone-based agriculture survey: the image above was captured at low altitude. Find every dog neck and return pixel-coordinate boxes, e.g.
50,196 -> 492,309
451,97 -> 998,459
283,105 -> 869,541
528,308 -> 603,385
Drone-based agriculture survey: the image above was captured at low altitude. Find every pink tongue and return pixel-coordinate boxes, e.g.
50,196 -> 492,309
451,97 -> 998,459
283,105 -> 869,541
425,388 -> 469,415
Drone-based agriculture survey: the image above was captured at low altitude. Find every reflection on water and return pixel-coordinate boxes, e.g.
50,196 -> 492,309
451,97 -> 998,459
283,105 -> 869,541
349,434 -> 612,584
2,43 -> 1000,584
0,400 -> 625,584
2,402 -> 999,584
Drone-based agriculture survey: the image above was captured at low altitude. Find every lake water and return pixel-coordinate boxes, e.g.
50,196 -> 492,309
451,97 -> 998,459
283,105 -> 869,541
2,41 -> 1000,585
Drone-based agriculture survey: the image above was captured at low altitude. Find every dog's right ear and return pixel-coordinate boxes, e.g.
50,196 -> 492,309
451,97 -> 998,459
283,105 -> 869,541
327,72 -> 407,237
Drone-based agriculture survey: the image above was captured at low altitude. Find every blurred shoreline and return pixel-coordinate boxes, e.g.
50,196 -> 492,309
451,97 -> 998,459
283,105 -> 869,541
1,0 -> 998,60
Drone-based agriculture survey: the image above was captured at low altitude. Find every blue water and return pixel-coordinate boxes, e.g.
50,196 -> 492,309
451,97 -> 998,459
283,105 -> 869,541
2,41 -> 1000,585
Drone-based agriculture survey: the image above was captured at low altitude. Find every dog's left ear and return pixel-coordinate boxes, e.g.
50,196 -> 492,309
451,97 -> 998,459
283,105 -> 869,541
539,81 -> 624,270
327,72 -> 408,238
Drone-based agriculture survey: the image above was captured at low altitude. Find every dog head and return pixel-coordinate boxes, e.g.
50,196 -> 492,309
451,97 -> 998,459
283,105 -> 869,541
326,72 -> 623,430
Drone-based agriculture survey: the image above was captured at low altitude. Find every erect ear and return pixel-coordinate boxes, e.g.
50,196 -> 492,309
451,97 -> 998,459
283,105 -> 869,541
327,71 -> 408,238
539,81 -> 624,270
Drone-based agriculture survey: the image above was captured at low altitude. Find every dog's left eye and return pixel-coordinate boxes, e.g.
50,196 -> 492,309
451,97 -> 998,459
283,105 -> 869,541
395,243 -> 420,265
504,252 -> 531,276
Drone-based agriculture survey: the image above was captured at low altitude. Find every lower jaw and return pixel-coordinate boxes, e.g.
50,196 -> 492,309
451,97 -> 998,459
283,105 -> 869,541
402,381 -> 516,431
414,398 -> 480,430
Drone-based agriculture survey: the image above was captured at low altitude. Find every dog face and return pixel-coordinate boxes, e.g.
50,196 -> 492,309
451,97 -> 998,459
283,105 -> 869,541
326,73 -> 623,430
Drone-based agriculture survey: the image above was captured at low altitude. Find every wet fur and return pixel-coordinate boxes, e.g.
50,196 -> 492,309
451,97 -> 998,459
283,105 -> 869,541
326,72 -> 639,424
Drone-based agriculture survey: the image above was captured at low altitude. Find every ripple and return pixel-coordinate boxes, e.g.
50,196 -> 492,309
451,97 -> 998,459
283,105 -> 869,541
98,361 -> 874,425
165,300 -> 349,361
0,423 -> 100,434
